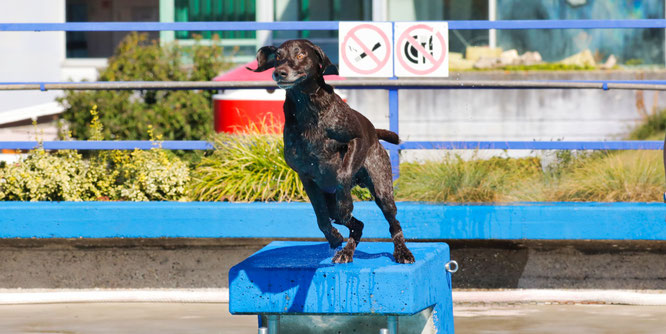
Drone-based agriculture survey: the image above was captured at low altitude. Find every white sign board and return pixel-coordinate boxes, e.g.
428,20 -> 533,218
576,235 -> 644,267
338,22 -> 393,77
394,22 -> 449,77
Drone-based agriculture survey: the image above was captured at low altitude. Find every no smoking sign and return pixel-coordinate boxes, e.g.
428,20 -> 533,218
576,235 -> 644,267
339,22 -> 393,77
394,22 -> 449,77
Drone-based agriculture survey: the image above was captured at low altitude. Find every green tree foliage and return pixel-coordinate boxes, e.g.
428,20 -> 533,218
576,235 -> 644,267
58,32 -> 231,141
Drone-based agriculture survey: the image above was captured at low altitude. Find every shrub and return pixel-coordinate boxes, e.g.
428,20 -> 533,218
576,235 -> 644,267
549,151 -> 664,202
0,148 -> 113,201
58,32 -> 231,142
628,108 -> 666,140
114,148 -> 191,201
0,147 -> 190,202
395,155 -> 542,202
189,132 -> 307,202
0,107 -> 190,201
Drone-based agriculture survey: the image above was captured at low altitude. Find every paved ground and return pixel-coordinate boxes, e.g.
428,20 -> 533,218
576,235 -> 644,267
1,302 -> 666,333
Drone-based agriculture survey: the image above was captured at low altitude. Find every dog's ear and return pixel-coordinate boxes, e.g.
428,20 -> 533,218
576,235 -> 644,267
310,43 -> 339,76
246,46 -> 277,72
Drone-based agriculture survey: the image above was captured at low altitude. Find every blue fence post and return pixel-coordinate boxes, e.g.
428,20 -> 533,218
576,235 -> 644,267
388,87 -> 400,181
389,21 -> 400,182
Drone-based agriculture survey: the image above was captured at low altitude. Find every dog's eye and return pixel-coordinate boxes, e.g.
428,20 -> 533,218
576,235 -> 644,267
297,53 -> 304,60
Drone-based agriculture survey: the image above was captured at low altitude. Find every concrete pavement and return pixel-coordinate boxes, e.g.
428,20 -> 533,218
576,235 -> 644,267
1,302 -> 666,333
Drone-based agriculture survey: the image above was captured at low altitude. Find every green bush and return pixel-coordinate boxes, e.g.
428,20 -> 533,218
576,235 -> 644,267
0,147 -> 190,202
189,132 -> 308,202
113,148 -> 191,201
58,32 -> 231,141
628,108 -> 666,140
0,148 -> 111,201
549,151 -> 664,202
0,107 -> 190,201
395,155 -> 542,202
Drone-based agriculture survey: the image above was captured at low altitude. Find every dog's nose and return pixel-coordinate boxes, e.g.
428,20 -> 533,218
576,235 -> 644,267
276,69 -> 288,79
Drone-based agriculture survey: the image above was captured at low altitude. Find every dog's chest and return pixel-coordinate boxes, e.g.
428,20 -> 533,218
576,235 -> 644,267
283,124 -> 343,178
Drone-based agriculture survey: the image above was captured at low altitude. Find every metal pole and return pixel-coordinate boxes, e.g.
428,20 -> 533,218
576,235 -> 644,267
3,80 -> 666,91
267,315 -> 279,334
255,0 -> 274,47
663,131 -> 666,202
389,21 -> 400,181
388,88 -> 400,181
488,0 -> 497,48
387,315 -> 398,334
372,0 -> 388,21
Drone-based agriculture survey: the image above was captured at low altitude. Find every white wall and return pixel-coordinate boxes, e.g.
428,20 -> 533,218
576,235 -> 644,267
0,0 -> 66,118
340,70 -> 666,162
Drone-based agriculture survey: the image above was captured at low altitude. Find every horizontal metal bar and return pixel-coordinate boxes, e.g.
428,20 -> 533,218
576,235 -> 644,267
396,141 -> 664,150
0,81 -> 277,91
447,19 -> 666,30
2,80 -> 666,91
0,21 -> 339,32
1,141 -> 661,151
0,141 -> 214,150
1,19 -> 665,32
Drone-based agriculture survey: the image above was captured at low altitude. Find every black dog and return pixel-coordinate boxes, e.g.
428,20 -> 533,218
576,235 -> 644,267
249,40 -> 414,264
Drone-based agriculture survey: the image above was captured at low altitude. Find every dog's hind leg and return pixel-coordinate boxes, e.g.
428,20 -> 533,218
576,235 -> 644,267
300,176 -> 344,249
364,146 -> 415,264
327,187 -> 364,264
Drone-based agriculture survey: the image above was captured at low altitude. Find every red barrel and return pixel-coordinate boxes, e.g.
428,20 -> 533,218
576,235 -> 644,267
212,60 -> 344,134
213,89 -> 285,134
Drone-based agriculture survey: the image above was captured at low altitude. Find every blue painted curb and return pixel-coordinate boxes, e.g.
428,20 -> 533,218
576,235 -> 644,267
0,202 -> 664,240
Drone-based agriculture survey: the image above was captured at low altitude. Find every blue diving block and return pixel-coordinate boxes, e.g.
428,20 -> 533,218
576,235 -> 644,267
229,241 -> 454,334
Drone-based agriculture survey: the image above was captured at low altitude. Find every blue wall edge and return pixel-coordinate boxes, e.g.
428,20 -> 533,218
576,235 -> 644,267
0,201 -> 664,240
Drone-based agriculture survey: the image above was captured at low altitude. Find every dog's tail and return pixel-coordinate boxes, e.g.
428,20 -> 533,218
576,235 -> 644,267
376,129 -> 400,145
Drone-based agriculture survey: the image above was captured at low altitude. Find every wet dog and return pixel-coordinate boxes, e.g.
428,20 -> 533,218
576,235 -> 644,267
249,39 -> 414,264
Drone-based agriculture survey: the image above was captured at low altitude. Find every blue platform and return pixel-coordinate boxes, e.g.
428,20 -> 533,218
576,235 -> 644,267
229,241 -> 454,333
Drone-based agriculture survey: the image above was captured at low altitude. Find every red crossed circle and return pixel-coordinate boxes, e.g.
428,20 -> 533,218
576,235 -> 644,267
397,24 -> 447,75
341,24 -> 391,75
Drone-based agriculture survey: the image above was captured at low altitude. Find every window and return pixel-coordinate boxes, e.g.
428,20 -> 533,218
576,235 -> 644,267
388,0 -> 489,54
442,0 -> 488,54
274,0 -> 372,64
497,0 -> 665,64
66,0 -> 159,58
174,0 -> 257,40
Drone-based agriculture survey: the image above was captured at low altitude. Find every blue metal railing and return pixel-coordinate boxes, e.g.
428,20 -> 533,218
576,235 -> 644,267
0,141 -> 214,151
2,19 -> 666,179
2,19 -> 665,32
0,140 -> 661,152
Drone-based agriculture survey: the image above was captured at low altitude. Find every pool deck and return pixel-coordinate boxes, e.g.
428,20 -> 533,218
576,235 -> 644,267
1,301 -> 665,334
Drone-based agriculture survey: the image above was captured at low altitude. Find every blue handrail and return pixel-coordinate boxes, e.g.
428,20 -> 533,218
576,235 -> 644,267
3,79 -> 666,89
0,141 -> 214,151
397,141 -> 664,151
0,141 -> 661,151
1,19 -> 665,32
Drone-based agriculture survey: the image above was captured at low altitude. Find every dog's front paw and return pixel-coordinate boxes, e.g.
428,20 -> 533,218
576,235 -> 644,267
332,248 -> 354,263
328,234 -> 345,249
327,229 -> 344,249
393,246 -> 415,264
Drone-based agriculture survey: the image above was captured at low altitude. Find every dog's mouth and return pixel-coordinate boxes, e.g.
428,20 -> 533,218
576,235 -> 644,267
276,80 -> 298,89
274,73 -> 306,89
